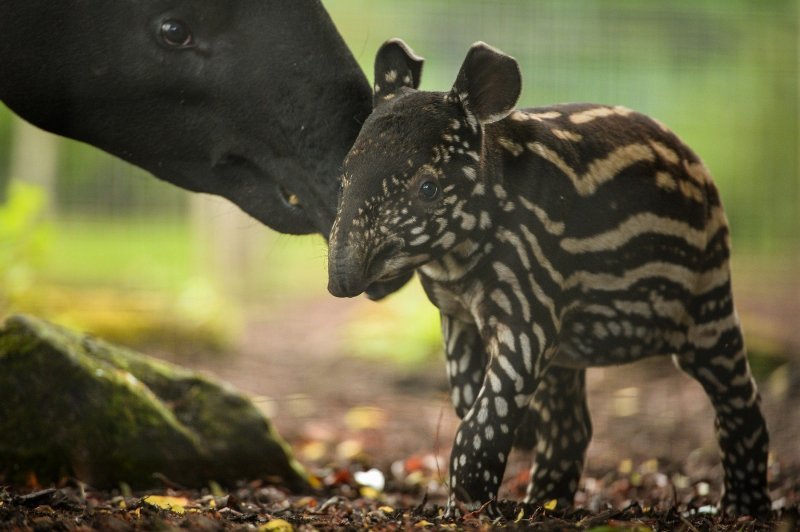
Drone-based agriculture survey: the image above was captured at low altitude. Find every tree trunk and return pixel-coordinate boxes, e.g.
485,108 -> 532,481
7,116 -> 59,215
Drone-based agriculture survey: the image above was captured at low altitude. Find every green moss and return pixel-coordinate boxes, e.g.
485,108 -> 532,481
0,314 -> 308,490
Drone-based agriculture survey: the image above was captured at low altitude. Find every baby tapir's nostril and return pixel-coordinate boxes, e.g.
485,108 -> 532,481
327,264 -> 367,298
327,244 -> 370,298
327,240 -> 403,298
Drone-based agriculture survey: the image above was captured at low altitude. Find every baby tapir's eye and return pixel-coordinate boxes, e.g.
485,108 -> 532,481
418,180 -> 440,201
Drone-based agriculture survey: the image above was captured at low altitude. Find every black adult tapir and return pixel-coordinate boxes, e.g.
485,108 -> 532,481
0,0 -> 411,298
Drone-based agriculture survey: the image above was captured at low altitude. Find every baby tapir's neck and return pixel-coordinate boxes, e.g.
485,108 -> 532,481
418,237 -> 495,284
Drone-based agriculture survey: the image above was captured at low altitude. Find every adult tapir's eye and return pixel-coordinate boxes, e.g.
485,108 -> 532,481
159,19 -> 194,48
418,180 -> 440,201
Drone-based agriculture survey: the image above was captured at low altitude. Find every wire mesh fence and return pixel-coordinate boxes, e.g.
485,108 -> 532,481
1,1 -> 796,246
330,0 -> 799,250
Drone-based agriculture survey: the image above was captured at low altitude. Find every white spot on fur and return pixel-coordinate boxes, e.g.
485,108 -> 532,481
498,137 -> 524,156
569,105 -> 632,124
494,396 -> 508,417
488,370 -> 502,393
410,234 -> 431,246
552,129 -> 583,142
511,110 -> 562,122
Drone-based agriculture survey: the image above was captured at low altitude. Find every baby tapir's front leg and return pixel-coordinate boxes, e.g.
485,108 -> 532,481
442,314 -> 488,418
448,320 -> 546,514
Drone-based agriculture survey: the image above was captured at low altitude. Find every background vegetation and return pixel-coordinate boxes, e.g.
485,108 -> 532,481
0,0 -> 797,358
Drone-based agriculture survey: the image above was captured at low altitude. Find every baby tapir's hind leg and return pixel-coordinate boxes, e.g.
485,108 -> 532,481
521,366 -> 592,509
675,319 -> 770,516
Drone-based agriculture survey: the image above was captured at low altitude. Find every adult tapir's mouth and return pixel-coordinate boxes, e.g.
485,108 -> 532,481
210,152 -> 323,235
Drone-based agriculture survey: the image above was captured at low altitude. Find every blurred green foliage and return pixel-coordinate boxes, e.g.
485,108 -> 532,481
0,182 -> 51,309
0,197 -> 241,352
343,279 -> 442,367
0,110 -> 11,202
40,217 -> 192,290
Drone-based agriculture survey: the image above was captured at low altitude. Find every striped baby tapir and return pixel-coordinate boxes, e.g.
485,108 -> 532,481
327,39 -> 770,517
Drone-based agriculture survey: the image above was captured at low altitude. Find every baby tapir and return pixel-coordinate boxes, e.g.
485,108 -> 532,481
328,39 -> 770,517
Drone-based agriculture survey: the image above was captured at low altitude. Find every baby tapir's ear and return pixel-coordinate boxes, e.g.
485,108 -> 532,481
373,38 -> 424,109
451,42 -> 521,126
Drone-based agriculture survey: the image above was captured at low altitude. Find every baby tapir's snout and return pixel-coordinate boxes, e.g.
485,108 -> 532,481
327,238 -> 369,298
328,223 -> 405,298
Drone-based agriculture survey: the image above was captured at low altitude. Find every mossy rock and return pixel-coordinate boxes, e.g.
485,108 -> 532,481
0,314 -> 308,490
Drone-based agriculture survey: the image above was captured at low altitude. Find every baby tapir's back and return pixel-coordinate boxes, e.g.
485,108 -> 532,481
484,103 -> 732,367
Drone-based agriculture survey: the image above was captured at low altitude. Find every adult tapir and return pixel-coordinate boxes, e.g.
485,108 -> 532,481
0,0 -> 411,297
0,0 -> 362,235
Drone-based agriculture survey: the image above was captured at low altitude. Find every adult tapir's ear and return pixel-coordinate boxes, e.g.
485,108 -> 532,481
373,38 -> 424,109
450,42 -> 521,126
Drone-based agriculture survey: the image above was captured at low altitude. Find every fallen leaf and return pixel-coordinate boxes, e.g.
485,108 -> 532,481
260,518 -> 294,531
208,480 -> 225,498
300,441 -> 327,462
307,475 -> 323,490
404,471 -> 426,487
25,472 -> 40,490
293,497 -> 317,509
359,486 -> 381,500
336,439 -> 364,461
404,455 -> 425,472
641,458 -> 659,474
326,469 -> 354,487
142,495 -> 189,515
544,499 -> 558,511
344,406 -> 387,430
354,468 -> 385,491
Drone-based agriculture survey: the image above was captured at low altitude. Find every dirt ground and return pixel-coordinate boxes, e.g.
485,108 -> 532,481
3,292 -> 799,530
186,294 -> 800,480
150,293 -> 798,528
